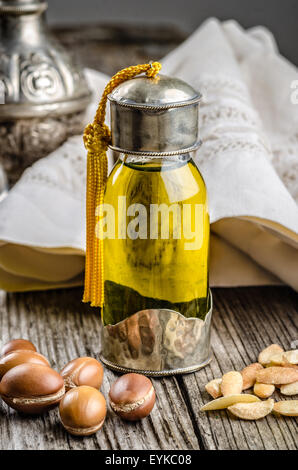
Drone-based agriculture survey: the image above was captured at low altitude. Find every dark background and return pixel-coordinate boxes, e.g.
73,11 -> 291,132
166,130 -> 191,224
47,0 -> 298,65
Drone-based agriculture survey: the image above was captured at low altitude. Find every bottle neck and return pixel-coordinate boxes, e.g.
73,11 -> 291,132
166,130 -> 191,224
0,10 -> 47,45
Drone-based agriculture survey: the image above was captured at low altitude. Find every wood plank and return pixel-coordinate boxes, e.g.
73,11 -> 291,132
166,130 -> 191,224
0,288 -> 200,450
1,286 -> 297,450
180,286 -> 298,450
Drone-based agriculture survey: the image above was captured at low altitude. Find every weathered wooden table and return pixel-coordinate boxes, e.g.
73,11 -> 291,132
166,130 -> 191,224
0,286 -> 297,450
0,24 -> 297,451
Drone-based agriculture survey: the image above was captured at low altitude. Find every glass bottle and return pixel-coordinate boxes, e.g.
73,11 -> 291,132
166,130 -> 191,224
88,69 -> 214,375
102,152 -> 209,326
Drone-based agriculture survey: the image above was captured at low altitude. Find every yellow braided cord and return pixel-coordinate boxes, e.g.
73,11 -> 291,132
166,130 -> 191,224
83,61 -> 162,307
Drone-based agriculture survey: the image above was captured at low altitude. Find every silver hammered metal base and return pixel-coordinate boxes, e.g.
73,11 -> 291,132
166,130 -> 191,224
100,291 -> 212,376
100,355 -> 212,377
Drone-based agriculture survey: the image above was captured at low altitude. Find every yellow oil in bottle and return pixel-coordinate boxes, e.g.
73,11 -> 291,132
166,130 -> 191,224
102,153 -> 209,326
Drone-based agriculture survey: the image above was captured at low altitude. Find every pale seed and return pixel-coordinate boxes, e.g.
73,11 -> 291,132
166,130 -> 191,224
256,367 -> 298,385
228,399 -> 274,420
280,381 -> 298,396
258,344 -> 284,366
253,382 -> 275,398
200,394 -> 260,412
274,400 -> 298,417
205,378 -> 222,399
221,371 -> 243,396
241,363 -> 263,390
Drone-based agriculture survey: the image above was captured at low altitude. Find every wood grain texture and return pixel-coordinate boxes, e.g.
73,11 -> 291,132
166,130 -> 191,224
0,286 -> 297,450
181,287 -> 298,450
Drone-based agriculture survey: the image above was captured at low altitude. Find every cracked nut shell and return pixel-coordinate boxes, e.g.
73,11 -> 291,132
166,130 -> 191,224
0,350 -> 50,379
109,373 -> 155,421
59,385 -> 107,436
60,357 -> 104,391
0,363 -> 65,414
1,339 -> 37,357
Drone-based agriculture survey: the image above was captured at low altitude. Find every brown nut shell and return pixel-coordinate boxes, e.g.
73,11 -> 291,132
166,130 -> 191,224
0,363 -> 65,414
1,339 -> 37,357
109,373 -> 155,421
60,357 -> 104,391
59,385 -> 107,436
0,350 -> 50,379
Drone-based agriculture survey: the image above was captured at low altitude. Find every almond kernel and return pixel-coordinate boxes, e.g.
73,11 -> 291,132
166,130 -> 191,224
241,363 -> 263,390
205,378 -> 222,399
274,400 -> 298,416
200,394 -> 260,412
256,367 -> 298,385
258,344 -> 284,366
280,381 -> 298,396
253,382 -> 275,398
228,398 -> 274,420
221,371 -> 243,396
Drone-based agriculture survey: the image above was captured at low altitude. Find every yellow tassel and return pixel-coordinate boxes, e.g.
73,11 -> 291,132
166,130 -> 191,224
83,61 -> 162,307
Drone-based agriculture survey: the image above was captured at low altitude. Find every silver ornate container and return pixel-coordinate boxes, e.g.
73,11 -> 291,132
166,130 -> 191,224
100,71 -> 212,376
108,74 -> 202,156
0,0 -> 91,183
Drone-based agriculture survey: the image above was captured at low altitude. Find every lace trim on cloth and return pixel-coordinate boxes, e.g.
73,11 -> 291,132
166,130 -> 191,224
16,142 -> 86,200
197,74 -> 272,160
197,74 -> 297,201
193,74 -> 251,104
199,138 -> 269,161
271,133 -> 298,204
201,104 -> 261,129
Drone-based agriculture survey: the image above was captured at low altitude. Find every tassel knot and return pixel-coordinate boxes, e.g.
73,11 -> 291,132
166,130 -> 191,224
93,123 -> 111,151
146,61 -> 162,78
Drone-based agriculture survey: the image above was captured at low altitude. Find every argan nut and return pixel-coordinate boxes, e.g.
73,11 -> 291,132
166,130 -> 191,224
0,363 -> 65,414
0,350 -> 50,379
59,385 -> 106,436
109,373 -> 155,421
60,357 -> 104,391
1,339 -> 36,357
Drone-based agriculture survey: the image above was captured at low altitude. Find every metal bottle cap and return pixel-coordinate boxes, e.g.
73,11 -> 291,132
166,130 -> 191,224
108,74 -> 202,156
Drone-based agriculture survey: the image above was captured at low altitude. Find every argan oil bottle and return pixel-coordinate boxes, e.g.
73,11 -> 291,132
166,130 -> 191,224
84,64 -> 212,375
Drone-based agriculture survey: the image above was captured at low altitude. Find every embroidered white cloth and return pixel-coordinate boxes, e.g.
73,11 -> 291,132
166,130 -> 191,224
0,18 -> 297,292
